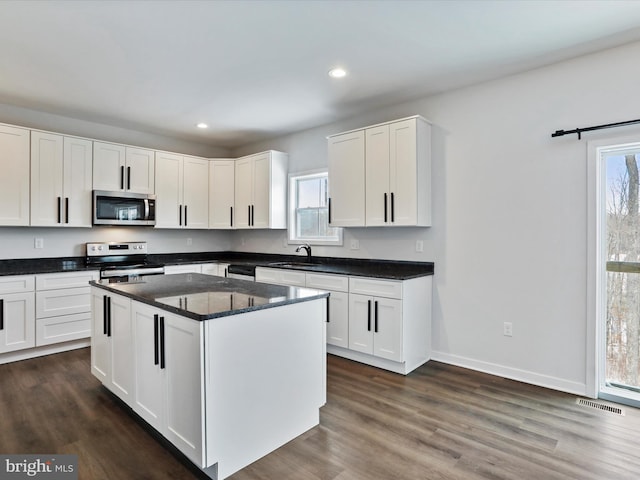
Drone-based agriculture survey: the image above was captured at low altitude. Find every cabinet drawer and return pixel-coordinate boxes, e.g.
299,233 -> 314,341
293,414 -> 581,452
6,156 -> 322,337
0,275 -> 35,294
200,264 -> 220,276
255,268 -> 306,286
36,271 -> 98,290
165,264 -> 202,274
305,273 -> 348,292
349,277 -> 402,299
36,286 -> 91,318
36,311 -> 91,346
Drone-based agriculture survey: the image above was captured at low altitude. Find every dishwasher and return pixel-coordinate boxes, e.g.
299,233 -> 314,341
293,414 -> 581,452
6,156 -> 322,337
226,264 -> 256,281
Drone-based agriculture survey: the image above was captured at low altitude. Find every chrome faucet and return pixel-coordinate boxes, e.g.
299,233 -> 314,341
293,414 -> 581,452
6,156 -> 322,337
296,243 -> 312,262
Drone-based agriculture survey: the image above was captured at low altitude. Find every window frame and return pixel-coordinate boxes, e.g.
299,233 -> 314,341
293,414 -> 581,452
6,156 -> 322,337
287,170 -> 343,246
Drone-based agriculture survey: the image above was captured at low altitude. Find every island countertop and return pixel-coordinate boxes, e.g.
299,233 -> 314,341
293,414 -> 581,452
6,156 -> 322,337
91,273 -> 329,321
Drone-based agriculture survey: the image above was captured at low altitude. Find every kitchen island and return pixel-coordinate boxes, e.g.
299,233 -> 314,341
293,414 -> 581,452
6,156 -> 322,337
90,273 -> 329,480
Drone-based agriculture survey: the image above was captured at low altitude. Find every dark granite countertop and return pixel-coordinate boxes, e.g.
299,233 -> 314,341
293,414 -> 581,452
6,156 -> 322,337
91,273 -> 329,321
0,251 -> 434,280
0,257 -> 98,276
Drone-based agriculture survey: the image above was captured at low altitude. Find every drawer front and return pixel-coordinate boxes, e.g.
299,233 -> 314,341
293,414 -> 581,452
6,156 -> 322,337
36,311 -> 91,346
165,264 -> 202,274
256,267 -> 306,286
36,286 -> 91,318
36,271 -> 99,290
305,273 -> 349,292
200,263 -> 220,276
0,275 -> 35,294
349,277 -> 402,299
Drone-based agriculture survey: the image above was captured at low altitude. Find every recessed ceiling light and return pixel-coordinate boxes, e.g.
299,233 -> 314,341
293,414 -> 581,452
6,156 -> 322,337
328,68 -> 347,78
196,123 -> 208,129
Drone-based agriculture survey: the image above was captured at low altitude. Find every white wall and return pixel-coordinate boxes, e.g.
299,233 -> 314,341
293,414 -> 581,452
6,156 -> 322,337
232,40 -> 640,395
0,227 -> 233,258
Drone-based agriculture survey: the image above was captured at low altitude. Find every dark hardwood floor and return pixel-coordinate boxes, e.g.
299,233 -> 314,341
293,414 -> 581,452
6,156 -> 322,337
1,348 -> 639,479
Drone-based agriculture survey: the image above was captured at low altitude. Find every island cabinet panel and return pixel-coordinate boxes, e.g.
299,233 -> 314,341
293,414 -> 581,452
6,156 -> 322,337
90,288 -> 133,402
130,301 -> 205,467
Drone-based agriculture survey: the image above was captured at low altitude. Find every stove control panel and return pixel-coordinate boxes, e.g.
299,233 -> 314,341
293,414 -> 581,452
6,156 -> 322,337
87,242 -> 148,256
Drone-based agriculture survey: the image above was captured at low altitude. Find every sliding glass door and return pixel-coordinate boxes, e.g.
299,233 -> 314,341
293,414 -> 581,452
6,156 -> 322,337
599,143 -> 640,406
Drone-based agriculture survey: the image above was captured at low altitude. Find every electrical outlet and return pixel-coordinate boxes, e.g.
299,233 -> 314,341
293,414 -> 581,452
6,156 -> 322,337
350,239 -> 360,250
416,240 -> 424,252
503,322 -> 513,337
186,237 -> 192,246
34,238 -> 44,249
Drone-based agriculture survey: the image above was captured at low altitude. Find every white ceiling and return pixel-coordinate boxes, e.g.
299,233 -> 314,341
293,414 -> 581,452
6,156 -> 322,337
2,0 -> 640,149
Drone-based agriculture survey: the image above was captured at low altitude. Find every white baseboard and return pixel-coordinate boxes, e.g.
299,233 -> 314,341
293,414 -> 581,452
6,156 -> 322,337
431,350 -> 588,396
0,339 -> 90,365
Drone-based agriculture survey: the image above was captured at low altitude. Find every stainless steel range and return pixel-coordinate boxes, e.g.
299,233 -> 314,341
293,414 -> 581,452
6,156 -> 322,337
86,242 -> 164,282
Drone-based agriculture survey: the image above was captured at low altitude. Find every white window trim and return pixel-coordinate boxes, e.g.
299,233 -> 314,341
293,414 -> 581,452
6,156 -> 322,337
287,169 -> 343,246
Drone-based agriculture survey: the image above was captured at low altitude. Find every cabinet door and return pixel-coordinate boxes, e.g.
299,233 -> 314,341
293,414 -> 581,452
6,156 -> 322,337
365,125 -> 390,226
63,136 -> 93,227
155,151 -> 183,228
252,152 -> 271,228
328,131 -> 365,227
389,118 -> 418,226
131,301 -> 164,430
326,291 -> 349,348
0,125 -> 30,226
372,297 -> 403,362
30,131 -> 64,226
93,142 -> 126,191
125,147 -> 155,194
163,312 -> 204,465
183,157 -> 209,229
209,160 -> 235,229
109,293 -> 133,401
234,156 -> 253,228
0,292 -> 35,354
91,289 -> 110,383
348,293 -> 374,355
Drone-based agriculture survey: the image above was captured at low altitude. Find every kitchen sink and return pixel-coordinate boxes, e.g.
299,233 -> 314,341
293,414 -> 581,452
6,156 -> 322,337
269,261 -> 324,270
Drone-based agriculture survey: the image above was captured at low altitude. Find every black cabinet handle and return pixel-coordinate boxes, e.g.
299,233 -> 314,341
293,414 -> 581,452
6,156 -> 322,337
247,205 -> 251,226
159,316 -> 166,369
391,192 -> 395,222
65,197 -> 69,224
230,206 -> 233,227
103,295 -> 108,335
0,298 -> 4,331
127,166 -> 131,190
107,296 -> 112,337
328,197 -> 332,224
326,296 -> 330,323
184,205 -> 188,226
384,193 -> 388,223
153,314 -> 159,366
57,197 -> 62,223
120,166 -> 125,190
251,205 -> 254,226
367,300 -> 371,331
374,301 -> 379,333
179,205 -> 183,226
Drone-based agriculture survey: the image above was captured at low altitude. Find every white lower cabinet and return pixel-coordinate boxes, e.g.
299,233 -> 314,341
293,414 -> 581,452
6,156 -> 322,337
131,301 -> 205,466
35,271 -> 98,346
0,275 -> 35,354
164,264 -> 202,274
255,267 -> 431,374
348,294 -> 402,362
90,288 -> 133,402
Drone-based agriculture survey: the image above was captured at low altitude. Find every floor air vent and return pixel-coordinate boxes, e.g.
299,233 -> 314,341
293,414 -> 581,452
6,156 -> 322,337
576,398 -> 625,416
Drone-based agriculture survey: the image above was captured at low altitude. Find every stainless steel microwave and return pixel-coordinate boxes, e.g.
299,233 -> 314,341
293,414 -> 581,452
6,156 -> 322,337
93,190 -> 156,226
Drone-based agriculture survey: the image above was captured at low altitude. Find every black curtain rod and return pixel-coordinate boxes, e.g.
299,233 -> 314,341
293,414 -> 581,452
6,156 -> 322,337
551,118 -> 640,140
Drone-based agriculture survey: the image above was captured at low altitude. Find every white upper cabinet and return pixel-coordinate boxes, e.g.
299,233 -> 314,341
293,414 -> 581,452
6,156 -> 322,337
328,116 -> 431,227
209,159 -> 235,229
327,130 -> 365,227
234,151 -> 287,229
0,125 -> 30,226
31,131 -> 93,227
155,152 -> 209,229
93,142 -> 155,194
